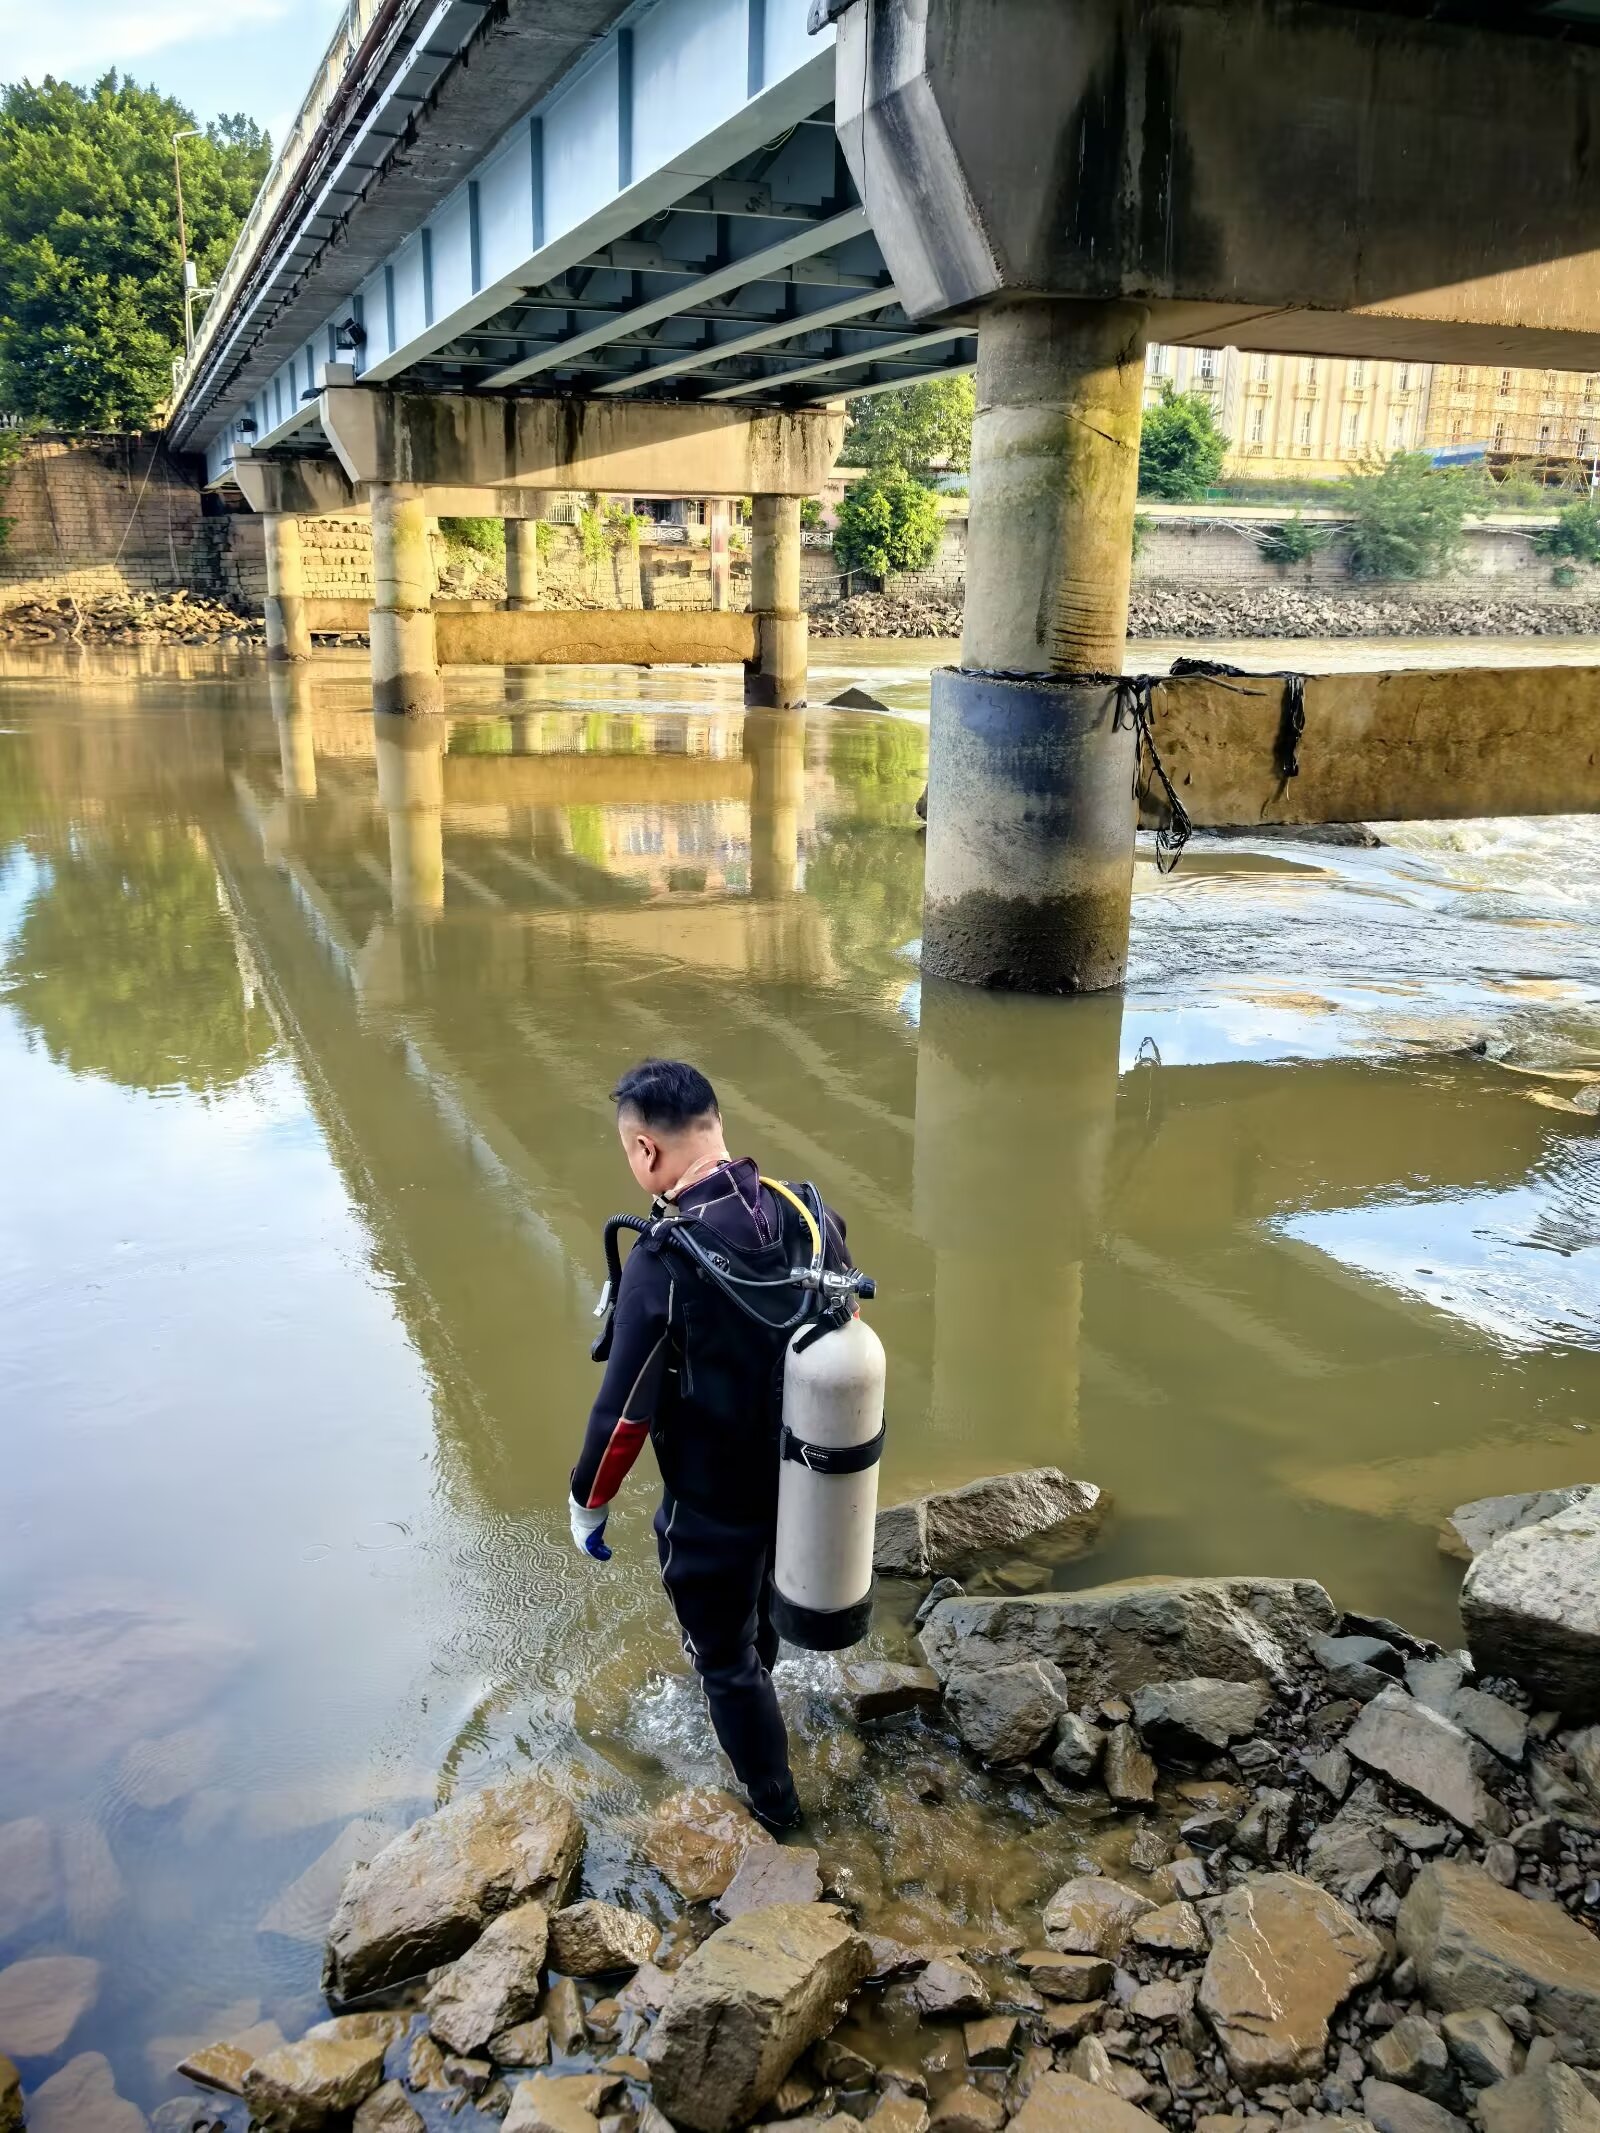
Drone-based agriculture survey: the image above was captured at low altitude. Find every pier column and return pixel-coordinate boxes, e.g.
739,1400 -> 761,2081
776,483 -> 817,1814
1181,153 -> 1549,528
369,483 -> 442,718
707,500 -> 732,612
373,712 -> 444,916
504,507 -> 548,705
925,297 -> 1147,993
269,664 -> 317,797
745,707 -> 805,898
746,494 -> 806,709
263,514 -> 311,663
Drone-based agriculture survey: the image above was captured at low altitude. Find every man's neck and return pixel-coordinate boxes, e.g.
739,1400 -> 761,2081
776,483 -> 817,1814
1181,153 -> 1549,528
663,1146 -> 732,1199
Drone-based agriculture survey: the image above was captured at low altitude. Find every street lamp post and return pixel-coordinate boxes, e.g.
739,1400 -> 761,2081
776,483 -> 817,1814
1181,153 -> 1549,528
172,127 -> 203,355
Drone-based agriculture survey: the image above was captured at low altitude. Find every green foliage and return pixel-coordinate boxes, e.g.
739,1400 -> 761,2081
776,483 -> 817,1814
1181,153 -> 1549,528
534,519 -> 554,558
439,515 -> 505,560
1138,385 -> 1229,500
577,503 -> 607,579
844,375 -> 974,481
832,471 -> 944,579
5,823 -> 274,1093
0,427 -> 21,552
0,75 -> 270,430
603,501 -> 646,551
1534,498 -> 1600,566
1259,513 -> 1333,567
1339,452 -> 1474,580
1131,512 -> 1153,561
799,497 -> 823,530
1552,562 -> 1579,589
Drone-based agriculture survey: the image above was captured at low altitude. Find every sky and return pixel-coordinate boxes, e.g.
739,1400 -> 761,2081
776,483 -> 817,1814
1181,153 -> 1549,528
0,0 -> 350,143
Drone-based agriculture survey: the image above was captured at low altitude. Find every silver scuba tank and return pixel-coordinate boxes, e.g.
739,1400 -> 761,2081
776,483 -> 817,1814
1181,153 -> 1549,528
771,1308 -> 887,1651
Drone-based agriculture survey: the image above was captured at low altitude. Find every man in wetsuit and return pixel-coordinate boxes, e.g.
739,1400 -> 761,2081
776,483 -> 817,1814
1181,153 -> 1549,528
567,1058 -> 851,1832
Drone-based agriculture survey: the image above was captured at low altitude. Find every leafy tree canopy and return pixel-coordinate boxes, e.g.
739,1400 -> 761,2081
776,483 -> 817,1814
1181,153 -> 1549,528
0,73 -> 270,431
844,375 -> 974,481
1138,384 -> 1229,500
1339,452 -> 1476,580
1534,497 -> 1600,566
832,470 -> 945,579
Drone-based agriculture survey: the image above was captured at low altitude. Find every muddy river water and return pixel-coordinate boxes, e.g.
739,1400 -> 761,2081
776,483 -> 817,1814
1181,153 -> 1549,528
1,639 -> 1597,2115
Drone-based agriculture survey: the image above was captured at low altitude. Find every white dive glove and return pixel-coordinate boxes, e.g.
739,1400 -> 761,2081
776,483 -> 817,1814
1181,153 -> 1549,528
568,1495 -> 612,1561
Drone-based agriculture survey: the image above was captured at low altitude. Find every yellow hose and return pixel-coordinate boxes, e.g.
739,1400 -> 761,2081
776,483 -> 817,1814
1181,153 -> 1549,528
760,1174 -> 822,1262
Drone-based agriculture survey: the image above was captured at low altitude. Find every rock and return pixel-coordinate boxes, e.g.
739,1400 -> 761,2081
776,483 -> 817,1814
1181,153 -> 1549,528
911,1957 -> 989,2019
947,1662 -> 1065,1764
243,2024 -> 389,2132
1480,2066 -> 1600,2133
354,2084 -> 424,2133
964,2016 -> 1018,2067
323,1777 -> 582,2001
919,1578 -> 1336,1701
717,1849 -> 823,1923
1441,1490 -> 1597,1562
1150,1857 -> 1210,1903
1128,1903 -> 1206,1955
1017,1952 -> 1115,2002
408,2032 -> 449,2090
441,2052 -> 493,2097
1462,1500 -> 1600,1718
618,1962 -> 674,2015
1369,2015 -> 1455,2106
27,2053 -> 144,2133
503,2076 -> 618,2133
56,1823 -> 126,1941
0,2059 -> 18,2133
259,1820 -> 395,1943
549,1901 -> 656,1976
1102,1727 -> 1156,1805
869,2096 -> 931,2133
1041,2001 -> 1106,2048
1345,1689 -> 1510,1834
1198,1871 -> 1382,2087
0,1956 -> 100,2057
1408,1673 -> 1529,1767
1440,2009 -> 1519,2089
1042,1879 -> 1154,1958
0,1821 -> 56,1945
838,1663 -> 942,1724
425,1901 -> 550,2054
489,2019 -> 552,2068
1052,1715 -> 1104,1782
544,1976 -> 587,2055
1363,2080 -> 1469,2133
642,1788 -> 763,1902
644,1903 -> 871,2133
119,1720 -> 224,1810
915,1581 -> 964,1629
1301,1748 -> 1353,1802
1007,2069 -> 1166,2133
1129,1977 -> 1195,2024
1397,1859 -> 1600,2051
1131,1680 -> 1270,1758
176,2022 -> 285,2096
876,1472 -> 1103,1582
931,2085 -> 1006,2133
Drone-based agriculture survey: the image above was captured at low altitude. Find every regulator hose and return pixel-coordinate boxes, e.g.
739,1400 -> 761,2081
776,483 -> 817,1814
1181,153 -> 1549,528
590,1214 -> 650,1361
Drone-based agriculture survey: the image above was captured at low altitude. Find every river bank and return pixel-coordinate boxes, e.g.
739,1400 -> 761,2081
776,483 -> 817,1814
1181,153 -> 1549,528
811,587 -> 1600,642
61,1466 -> 1600,2133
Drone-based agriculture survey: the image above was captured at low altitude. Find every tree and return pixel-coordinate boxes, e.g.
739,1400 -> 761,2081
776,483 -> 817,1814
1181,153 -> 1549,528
844,375 -> 974,480
0,75 -> 270,431
832,471 -> 945,579
1535,497 -> 1600,567
1138,384 -> 1229,500
1339,452 -> 1475,579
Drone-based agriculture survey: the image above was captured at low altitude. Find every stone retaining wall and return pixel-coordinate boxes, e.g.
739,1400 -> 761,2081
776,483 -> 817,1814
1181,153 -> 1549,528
0,435 -> 206,612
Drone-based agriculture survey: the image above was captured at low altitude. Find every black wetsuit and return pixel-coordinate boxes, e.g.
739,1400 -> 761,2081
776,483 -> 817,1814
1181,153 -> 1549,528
570,1157 -> 849,1814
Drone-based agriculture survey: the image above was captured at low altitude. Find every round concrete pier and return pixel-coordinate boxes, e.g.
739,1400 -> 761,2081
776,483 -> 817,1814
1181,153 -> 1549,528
370,484 -> 442,718
263,515 -> 311,663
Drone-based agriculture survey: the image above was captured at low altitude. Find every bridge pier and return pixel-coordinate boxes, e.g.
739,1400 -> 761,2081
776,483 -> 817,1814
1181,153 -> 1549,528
370,484 -> 442,719
374,713 -> 444,916
263,515 -> 312,664
269,665 -> 318,798
924,297 -> 1146,993
707,501 -> 732,613
745,708 -> 805,898
746,496 -> 806,710
504,507 -> 547,707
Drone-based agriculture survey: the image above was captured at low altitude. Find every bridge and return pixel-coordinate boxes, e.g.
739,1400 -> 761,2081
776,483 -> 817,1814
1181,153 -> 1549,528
168,0 -> 1600,994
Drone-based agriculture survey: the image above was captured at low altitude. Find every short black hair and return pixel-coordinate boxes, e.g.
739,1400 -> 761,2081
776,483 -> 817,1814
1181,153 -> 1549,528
612,1058 -> 719,1131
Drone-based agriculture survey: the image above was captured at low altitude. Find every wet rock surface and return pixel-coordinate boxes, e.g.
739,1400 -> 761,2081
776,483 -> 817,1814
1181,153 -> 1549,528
425,1901 -> 551,2053
874,1473 -> 1103,1583
1462,1502 -> 1600,1720
1199,1872 -> 1382,2084
0,591 -> 264,647
1398,1859 -> 1600,2046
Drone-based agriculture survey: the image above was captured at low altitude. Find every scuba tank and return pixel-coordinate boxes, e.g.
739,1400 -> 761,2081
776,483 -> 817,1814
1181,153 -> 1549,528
591,1175 -> 884,1652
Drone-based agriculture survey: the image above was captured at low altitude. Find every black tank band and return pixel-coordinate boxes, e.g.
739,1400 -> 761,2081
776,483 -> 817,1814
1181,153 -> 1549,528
780,1421 -> 885,1475
772,1586 -> 874,1652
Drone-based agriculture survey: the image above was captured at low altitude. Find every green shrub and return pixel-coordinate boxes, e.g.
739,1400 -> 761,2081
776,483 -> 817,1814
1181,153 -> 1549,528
799,497 -> 823,530
1553,562 -> 1579,589
1138,385 -> 1229,500
1259,513 -> 1332,567
439,515 -> 505,560
1131,512 -> 1153,561
833,471 -> 944,578
1339,452 -> 1474,580
0,428 -> 20,554
534,519 -> 554,558
1534,498 -> 1600,566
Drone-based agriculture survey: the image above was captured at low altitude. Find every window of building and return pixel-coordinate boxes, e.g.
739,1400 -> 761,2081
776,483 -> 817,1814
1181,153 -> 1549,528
1397,364 -> 1410,391
1588,375 -> 1600,403
1198,349 -> 1217,381
1493,420 -> 1506,450
1392,413 -> 1406,448
1451,416 -> 1464,443
1350,361 -> 1365,388
1147,345 -> 1169,377
1545,371 -> 1559,396
1256,354 -> 1270,382
1343,409 -> 1360,449
1305,358 -> 1318,385
1250,406 -> 1265,445
1580,426 -> 1591,454
1539,422 -> 1552,451
1457,365 -> 1470,388
1299,409 -> 1313,447
1499,370 -> 1513,395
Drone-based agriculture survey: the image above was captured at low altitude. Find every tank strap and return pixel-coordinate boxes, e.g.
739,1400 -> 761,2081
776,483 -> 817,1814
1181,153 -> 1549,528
780,1420 -> 885,1475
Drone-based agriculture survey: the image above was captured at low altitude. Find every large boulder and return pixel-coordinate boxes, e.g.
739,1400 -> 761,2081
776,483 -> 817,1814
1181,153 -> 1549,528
1344,1689 -> 1509,1834
1130,1679 -> 1270,1758
874,1472 -> 1103,1581
1480,2066 -> 1600,2133
1441,1488 -> 1598,1562
1041,1878 -> 1154,1959
26,2052 -> 144,2133
947,1661 -> 1065,1763
547,1900 -> 657,1976
323,1778 -> 581,2003
1198,1872 -> 1383,2087
642,1789 -> 763,1903
1461,1499 -> 1600,1718
1397,1859 -> 1600,2051
1007,2071 -> 1166,2133
717,1847 -> 823,1923
644,1904 -> 871,2133
919,1577 -> 1335,1700
242,2021 -> 391,2133
424,1902 -> 550,2054
836,1662 -> 942,1724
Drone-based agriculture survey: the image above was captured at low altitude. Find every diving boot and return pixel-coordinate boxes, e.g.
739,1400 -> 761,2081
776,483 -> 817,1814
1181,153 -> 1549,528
747,1777 -> 804,1835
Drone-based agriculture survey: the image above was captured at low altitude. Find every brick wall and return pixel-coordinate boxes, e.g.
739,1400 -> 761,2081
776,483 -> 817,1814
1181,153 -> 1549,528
0,435 -> 207,610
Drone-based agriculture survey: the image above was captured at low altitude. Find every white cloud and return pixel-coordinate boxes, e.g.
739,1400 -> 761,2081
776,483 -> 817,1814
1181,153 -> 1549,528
0,0 -> 298,83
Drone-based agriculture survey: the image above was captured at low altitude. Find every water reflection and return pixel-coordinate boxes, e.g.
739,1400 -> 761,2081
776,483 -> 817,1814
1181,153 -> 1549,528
0,648 -> 1598,2116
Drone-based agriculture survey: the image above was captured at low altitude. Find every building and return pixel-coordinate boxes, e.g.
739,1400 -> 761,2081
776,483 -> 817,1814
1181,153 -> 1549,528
1143,345 -> 1432,479
1420,363 -> 1600,476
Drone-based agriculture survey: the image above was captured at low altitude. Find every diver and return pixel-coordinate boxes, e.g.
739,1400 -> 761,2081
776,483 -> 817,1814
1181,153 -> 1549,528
567,1057 -> 858,1833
